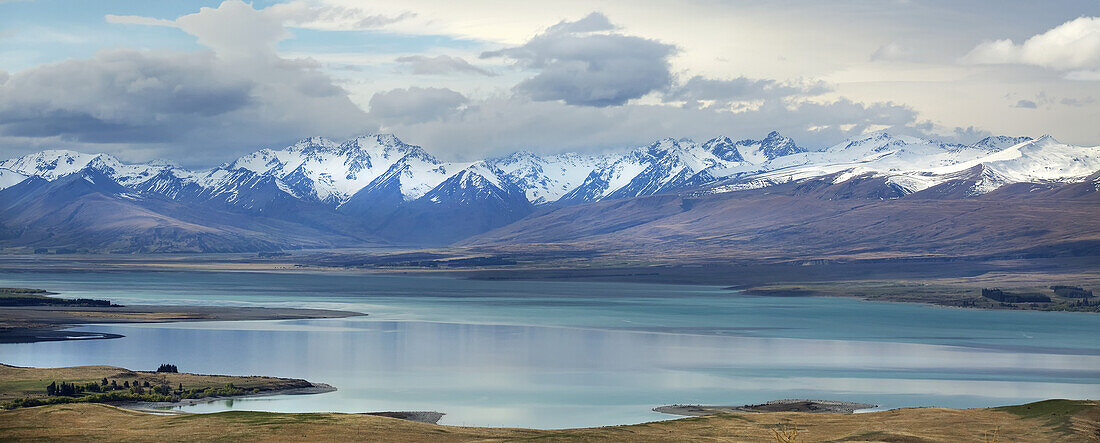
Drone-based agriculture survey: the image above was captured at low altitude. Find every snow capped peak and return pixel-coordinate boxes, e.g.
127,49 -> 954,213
0,149 -> 101,180
455,162 -> 506,189
703,136 -> 744,162
346,133 -> 404,149
0,149 -> 173,186
5,129 -> 1097,211
971,135 -> 1032,152
287,136 -> 340,153
733,131 -> 805,163
1034,134 -> 1060,145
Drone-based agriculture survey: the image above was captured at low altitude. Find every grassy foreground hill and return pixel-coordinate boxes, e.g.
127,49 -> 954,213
0,400 -> 1098,442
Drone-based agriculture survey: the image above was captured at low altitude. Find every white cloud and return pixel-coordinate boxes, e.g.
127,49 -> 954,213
395,55 -> 496,76
368,87 -> 468,124
264,1 -> 415,31
380,95 -> 924,160
964,16 -> 1100,71
665,76 -> 830,109
0,0 -> 368,164
870,42 -> 915,62
482,13 -> 677,107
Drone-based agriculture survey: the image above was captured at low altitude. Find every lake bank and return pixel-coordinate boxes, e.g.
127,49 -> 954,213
654,399 -> 878,416
1,253 -> 1096,313
0,304 -> 364,343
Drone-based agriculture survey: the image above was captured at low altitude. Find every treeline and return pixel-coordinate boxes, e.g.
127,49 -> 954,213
981,288 -> 1051,303
47,378 -> 174,397
4,381 -> 254,410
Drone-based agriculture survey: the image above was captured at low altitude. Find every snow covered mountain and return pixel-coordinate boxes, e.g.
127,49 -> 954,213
3,132 -> 1098,206
1,130 -> 1098,249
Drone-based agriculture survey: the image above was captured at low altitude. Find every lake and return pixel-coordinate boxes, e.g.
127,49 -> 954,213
1,270 -> 1099,428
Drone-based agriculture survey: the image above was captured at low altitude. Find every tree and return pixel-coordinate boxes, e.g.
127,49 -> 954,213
156,364 -> 179,373
46,382 -> 57,396
123,381 -> 130,388
101,378 -> 108,386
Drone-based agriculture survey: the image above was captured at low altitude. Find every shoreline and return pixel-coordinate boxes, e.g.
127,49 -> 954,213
120,382 -> 339,413
2,254 -> 1096,314
654,399 -> 879,416
0,305 -> 365,344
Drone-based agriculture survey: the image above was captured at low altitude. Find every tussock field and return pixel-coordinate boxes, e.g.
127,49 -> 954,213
1,400 -> 1098,442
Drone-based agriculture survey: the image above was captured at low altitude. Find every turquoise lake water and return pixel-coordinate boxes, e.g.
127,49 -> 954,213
1,270 -> 1098,428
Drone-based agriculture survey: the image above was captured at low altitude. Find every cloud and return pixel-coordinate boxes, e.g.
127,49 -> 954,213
265,1 -> 415,30
1060,96 -> 1095,107
1014,100 -> 1038,109
0,0 -> 368,164
108,1 -> 290,61
481,12 -> 677,107
964,16 -> 1100,75
377,94 -> 925,160
1065,70 -> 1100,81
870,42 -> 915,62
664,76 -> 830,109
394,55 -> 496,76
368,87 -> 467,125
105,15 -> 176,27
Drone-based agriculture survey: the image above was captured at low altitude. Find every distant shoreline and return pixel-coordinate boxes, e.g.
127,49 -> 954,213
0,305 -> 365,344
655,399 -> 878,416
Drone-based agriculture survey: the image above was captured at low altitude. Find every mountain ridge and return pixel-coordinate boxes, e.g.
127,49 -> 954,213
1,130 -> 1098,252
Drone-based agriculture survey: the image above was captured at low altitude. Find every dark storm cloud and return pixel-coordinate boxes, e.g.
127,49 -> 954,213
368,87 -> 468,124
481,12 -> 677,107
394,55 -> 496,76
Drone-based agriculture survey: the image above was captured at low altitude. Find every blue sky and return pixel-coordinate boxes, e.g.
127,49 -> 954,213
1,0 -> 1098,165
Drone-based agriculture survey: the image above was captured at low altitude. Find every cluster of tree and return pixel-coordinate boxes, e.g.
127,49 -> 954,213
1051,285 -> 1093,298
981,288 -> 1051,303
39,378 -> 252,402
4,391 -> 177,409
156,364 -> 179,373
45,378 -> 176,397
45,381 -> 103,396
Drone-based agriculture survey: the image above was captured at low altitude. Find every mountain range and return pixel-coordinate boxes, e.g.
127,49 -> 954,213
0,131 -> 1097,255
